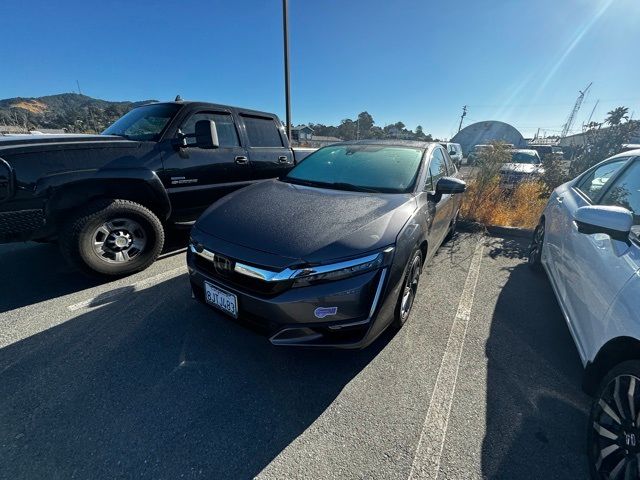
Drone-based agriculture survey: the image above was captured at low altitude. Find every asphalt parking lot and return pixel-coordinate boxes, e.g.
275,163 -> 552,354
0,230 -> 591,479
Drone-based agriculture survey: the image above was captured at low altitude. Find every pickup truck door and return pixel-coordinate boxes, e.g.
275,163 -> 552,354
160,110 -> 251,222
238,114 -> 294,180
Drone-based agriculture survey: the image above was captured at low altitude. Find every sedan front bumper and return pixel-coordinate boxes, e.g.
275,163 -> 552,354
187,249 -> 390,348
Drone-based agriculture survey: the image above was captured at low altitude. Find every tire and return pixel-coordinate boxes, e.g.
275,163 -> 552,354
587,360 -> 640,480
528,220 -> 544,272
59,199 -> 165,277
393,249 -> 423,328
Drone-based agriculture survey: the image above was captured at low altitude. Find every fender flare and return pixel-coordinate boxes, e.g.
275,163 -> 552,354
40,168 -> 172,221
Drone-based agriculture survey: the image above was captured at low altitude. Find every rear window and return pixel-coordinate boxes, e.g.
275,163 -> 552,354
242,116 -> 283,147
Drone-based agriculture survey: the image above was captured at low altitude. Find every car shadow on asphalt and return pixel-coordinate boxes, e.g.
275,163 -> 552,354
0,273 -> 390,479
0,228 -> 191,313
481,238 -> 591,479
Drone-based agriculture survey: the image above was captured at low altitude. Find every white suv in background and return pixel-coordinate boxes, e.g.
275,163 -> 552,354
441,142 -> 463,167
528,149 -> 640,480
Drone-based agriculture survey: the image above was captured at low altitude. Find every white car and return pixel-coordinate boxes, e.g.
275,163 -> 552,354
499,149 -> 543,188
441,142 -> 463,167
528,149 -> 640,480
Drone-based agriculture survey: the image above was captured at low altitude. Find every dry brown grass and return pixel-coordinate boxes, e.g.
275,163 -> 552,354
460,178 -> 546,229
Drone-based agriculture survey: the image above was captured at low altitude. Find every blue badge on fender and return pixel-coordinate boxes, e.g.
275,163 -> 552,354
314,307 -> 338,319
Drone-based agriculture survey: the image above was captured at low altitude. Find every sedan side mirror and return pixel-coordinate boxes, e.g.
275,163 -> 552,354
432,177 -> 466,202
195,120 -> 219,149
574,205 -> 633,241
436,177 -> 466,194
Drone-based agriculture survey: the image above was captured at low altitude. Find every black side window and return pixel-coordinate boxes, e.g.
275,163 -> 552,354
181,112 -> 239,147
600,159 -> 640,225
429,149 -> 447,188
576,159 -> 628,202
242,116 -> 284,147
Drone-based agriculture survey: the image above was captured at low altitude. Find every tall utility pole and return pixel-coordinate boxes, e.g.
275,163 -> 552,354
282,0 -> 292,140
76,80 -> 82,95
457,105 -> 467,133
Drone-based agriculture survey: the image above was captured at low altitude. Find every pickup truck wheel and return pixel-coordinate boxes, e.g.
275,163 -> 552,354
60,199 -> 164,277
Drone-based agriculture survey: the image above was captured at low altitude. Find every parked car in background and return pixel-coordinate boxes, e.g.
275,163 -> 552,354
0,100 -> 314,277
529,144 -> 564,159
467,144 -> 494,165
188,140 -> 465,349
499,149 -> 543,188
441,142 -> 463,167
528,149 -> 640,480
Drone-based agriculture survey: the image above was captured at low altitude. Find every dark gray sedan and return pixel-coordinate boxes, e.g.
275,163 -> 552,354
187,140 -> 465,348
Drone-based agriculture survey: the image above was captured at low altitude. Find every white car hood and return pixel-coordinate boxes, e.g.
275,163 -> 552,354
500,163 -> 542,174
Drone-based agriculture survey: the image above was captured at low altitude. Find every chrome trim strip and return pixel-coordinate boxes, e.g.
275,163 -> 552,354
190,243 -> 386,283
368,268 -> 387,318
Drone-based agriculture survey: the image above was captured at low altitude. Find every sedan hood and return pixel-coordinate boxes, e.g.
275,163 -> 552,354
500,163 -> 542,174
196,180 -> 416,263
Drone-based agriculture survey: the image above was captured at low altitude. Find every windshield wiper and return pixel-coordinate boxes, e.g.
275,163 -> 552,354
283,178 -> 382,192
327,182 -> 381,193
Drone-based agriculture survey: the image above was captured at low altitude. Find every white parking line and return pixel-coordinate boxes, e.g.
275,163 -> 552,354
67,266 -> 186,311
408,239 -> 484,480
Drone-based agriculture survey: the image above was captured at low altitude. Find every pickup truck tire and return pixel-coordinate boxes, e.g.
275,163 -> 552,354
59,199 -> 165,277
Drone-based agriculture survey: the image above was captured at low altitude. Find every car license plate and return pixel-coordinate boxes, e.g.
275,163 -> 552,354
204,281 -> 238,318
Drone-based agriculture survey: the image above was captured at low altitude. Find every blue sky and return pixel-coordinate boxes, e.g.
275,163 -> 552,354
1,0 -> 638,139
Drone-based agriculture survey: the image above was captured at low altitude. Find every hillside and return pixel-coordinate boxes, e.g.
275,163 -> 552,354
0,93 -> 157,133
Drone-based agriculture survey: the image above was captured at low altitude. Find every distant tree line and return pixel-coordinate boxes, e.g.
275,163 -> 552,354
307,111 -> 437,141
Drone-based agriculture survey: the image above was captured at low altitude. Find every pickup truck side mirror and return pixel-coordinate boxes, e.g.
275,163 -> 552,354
449,149 -> 457,156
194,120 -> 220,149
574,205 -> 633,242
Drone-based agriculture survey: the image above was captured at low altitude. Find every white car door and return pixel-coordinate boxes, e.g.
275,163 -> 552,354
559,156 -> 640,361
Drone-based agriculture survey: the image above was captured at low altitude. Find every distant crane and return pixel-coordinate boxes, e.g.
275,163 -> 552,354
561,82 -> 592,138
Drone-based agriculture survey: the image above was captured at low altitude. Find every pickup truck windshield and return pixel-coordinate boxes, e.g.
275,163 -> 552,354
283,145 -> 423,193
102,104 -> 180,141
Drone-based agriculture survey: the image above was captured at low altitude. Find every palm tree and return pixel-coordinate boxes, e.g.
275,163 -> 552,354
605,106 -> 629,126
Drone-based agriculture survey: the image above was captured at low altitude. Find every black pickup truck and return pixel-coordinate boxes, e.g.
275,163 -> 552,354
0,101 -> 314,276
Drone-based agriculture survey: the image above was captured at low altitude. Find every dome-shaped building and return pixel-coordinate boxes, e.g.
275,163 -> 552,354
452,121 -> 525,155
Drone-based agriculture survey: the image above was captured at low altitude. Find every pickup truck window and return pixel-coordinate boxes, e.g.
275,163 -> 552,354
241,115 -> 284,147
102,103 -> 180,141
181,112 -> 240,147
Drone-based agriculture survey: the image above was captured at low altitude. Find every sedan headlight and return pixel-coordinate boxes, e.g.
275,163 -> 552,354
292,247 -> 394,287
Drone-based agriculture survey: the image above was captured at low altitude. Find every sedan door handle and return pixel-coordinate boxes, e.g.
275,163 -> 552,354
278,156 -> 289,163
235,156 -> 249,165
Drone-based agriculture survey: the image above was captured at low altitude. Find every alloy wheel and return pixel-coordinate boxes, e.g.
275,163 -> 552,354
591,374 -> 640,479
400,255 -> 422,322
91,217 -> 147,263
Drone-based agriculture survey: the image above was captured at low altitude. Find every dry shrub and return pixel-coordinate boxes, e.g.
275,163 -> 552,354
460,180 -> 547,229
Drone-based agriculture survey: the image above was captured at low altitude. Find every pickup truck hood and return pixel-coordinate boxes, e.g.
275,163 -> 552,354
195,179 -> 416,263
500,163 -> 542,174
0,134 -> 135,154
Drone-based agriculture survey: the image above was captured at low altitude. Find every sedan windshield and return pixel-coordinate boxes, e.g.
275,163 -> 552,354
102,103 -> 180,141
510,151 -> 540,164
283,145 -> 423,193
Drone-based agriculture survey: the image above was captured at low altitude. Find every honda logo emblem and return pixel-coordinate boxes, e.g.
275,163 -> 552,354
213,254 -> 234,276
